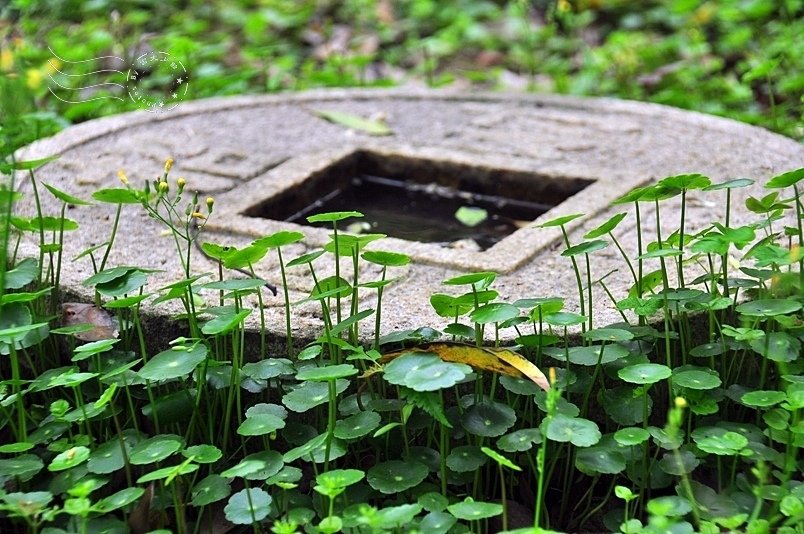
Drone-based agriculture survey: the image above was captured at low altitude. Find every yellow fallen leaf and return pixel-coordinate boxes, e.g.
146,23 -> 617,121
379,342 -> 550,391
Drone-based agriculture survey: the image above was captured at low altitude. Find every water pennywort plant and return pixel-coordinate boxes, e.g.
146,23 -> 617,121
0,161 -> 801,533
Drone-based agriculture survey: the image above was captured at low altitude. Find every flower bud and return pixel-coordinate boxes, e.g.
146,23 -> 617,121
158,181 -> 169,193
674,396 -> 687,409
177,176 -> 186,192
117,170 -> 128,185
206,196 -> 214,212
164,158 -> 174,174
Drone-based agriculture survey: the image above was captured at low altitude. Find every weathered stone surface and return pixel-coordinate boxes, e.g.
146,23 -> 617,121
14,89 -> 804,348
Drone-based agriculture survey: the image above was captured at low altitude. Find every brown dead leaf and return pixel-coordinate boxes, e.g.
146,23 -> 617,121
379,343 -> 550,391
61,302 -> 119,341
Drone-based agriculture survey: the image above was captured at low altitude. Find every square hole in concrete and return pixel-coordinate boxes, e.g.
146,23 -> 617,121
242,150 -> 593,250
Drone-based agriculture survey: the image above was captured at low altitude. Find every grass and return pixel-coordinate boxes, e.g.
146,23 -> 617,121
0,153 -> 801,532
1,0 -> 802,139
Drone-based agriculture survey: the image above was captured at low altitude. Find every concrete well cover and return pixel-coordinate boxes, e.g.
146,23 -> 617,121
14,89 -> 804,346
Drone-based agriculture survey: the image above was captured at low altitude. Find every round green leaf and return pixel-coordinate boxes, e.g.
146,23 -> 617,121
384,352 -> 471,392
420,511 -> 456,533
658,173 -> 711,191
584,212 -> 627,239
0,455 -> 44,478
499,375 -> 541,396
704,178 -> 754,191
736,299 -> 801,317
0,442 -> 34,453
88,437 -> 135,474
361,250 -> 410,267
544,312 -> 587,326
334,411 -> 381,440
242,358 -> 294,380
221,460 -> 265,479
470,303 -> 520,324
92,188 -> 141,204
765,168 -> 804,189
689,342 -> 726,358
224,488 -> 272,525
658,450 -> 700,475
241,451 -> 284,480
254,230 -> 305,248
562,239 -> 608,257
544,344 -> 629,366
203,279 -> 265,291
4,258 -> 38,290
618,364 -> 672,385
694,431 -> 748,456
447,498 -> 503,521
128,436 -> 182,465
749,332 -> 801,362
442,272 -> 496,287
429,294 -> 472,318
367,460 -> 427,494
741,390 -> 787,408
418,492 -> 450,513
283,380 -> 348,413
404,447 -> 440,472
237,414 -> 286,436
296,364 -> 357,381
673,368 -> 721,390
461,401 -> 516,437
614,427 -> 651,446
538,213 -> 583,228
583,328 -> 634,342
455,206 -> 488,227
307,211 -> 363,223
647,496 -> 693,517
446,446 -> 487,472
246,403 -> 288,420
201,309 -> 252,335
316,468 -> 365,489
576,446 -> 626,474
183,445 -> 222,464
48,446 -> 90,472
138,343 -> 208,381
544,414 -> 601,447
497,428 -> 542,452
376,503 -> 422,527
94,487 -> 144,512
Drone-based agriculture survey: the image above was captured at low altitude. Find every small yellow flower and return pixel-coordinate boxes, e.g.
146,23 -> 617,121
191,212 -> 207,220
0,49 -> 13,71
45,58 -> 62,75
158,181 -> 169,193
164,158 -> 174,174
117,170 -> 129,185
674,397 -> 687,409
206,196 -> 214,211
548,367 -> 557,386
26,68 -> 44,90
177,177 -> 186,189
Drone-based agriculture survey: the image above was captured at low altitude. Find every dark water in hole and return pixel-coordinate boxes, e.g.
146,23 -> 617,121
286,175 -> 552,250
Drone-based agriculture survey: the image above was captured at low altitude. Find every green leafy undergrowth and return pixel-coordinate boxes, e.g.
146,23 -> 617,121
0,163 -> 801,533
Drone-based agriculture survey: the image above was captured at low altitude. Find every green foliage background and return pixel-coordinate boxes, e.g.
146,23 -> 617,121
1,0 -> 802,144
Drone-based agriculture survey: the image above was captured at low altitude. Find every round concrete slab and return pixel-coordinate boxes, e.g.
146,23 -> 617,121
14,89 -> 804,347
